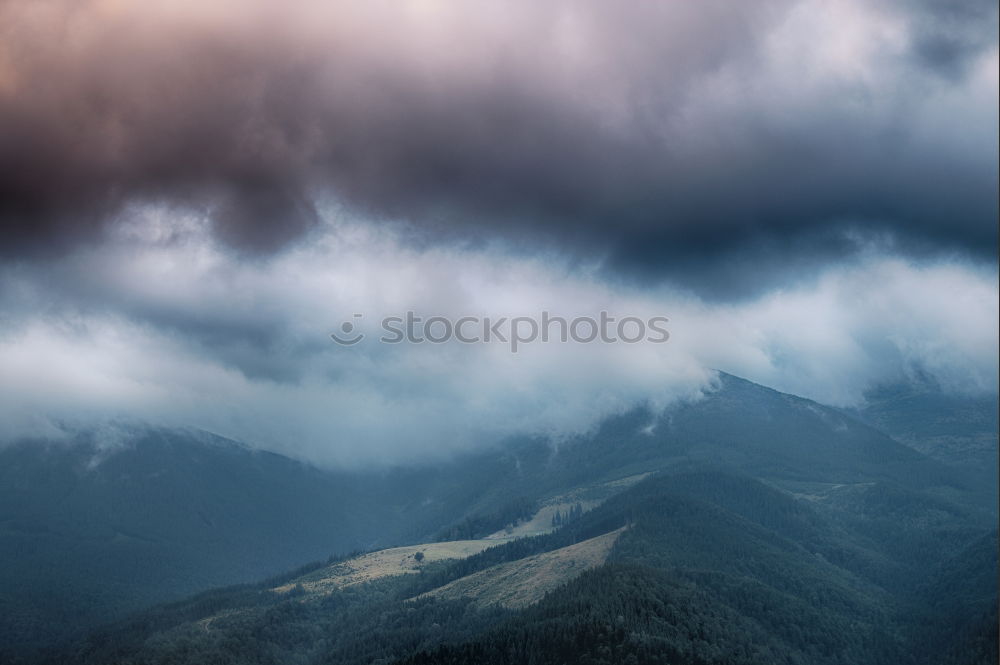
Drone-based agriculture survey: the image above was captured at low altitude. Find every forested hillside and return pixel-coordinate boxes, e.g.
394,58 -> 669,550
3,375 -> 994,663
51,468 -> 996,665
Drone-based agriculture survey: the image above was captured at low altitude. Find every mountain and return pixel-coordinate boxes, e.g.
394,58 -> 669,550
416,372 -> 972,529
0,427 -> 468,655
55,469 -> 996,665
1,373 -> 994,661
854,379 -> 998,502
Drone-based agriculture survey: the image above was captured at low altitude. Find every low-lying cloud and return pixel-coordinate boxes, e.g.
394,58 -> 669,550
1,214 -> 995,466
1,1 -> 996,465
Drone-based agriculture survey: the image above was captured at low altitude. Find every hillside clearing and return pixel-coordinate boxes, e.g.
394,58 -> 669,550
416,527 -> 626,609
484,472 -> 652,540
273,540 -> 499,595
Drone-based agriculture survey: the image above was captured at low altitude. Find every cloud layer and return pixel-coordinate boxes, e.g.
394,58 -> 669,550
1,214 -> 995,466
0,1 -> 996,465
1,0 -> 996,296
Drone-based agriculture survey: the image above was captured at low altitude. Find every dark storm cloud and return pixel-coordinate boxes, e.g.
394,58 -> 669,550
0,0 -> 996,293
904,0 -> 999,75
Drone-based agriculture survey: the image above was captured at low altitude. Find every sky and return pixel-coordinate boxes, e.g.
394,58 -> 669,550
0,0 -> 997,466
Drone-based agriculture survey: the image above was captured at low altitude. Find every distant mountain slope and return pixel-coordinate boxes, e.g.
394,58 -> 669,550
858,380 -> 998,464
657,373 -> 948,484
427,372 -> 967,533
854,380 -> 998,504
0,427 -> 469,654
57,469 -> 997,665
1,372 -> 991,659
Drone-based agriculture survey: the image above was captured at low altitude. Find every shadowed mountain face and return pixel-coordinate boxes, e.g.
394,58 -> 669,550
451,373 -> 968,516
581,373 -> 944,483
0,428 -> 511,652
0,430 -> 398,651
0,374 -> 992,659
857,379 -> 998,482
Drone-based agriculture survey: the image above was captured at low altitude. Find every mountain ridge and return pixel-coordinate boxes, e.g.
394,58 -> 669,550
1,372 -> 992,659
